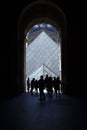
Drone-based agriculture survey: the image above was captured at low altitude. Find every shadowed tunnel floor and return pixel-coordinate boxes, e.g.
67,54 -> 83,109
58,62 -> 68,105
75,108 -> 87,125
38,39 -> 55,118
0,92 -> 87,130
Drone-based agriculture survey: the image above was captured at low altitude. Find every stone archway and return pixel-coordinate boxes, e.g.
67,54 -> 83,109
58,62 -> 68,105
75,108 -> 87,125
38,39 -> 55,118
18,1 -> 66,93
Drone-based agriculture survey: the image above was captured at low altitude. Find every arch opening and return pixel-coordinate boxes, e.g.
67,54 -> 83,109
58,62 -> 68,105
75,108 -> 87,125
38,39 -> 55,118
18,1 -> 66,94
25,23 -> 62,93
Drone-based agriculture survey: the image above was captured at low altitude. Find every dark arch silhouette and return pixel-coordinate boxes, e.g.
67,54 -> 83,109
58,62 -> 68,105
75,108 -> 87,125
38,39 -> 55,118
18,0 -> 67,93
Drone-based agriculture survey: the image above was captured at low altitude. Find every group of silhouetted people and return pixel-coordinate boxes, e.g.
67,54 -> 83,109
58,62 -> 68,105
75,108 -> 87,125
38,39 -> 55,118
27,74 -> 62,101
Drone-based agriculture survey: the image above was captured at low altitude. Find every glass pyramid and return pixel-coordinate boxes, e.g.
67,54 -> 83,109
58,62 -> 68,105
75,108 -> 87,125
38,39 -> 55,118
26,31 -> 60,80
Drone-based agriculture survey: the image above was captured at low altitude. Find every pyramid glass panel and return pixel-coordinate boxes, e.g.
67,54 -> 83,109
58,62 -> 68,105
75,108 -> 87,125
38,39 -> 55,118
26,31 -> 61,80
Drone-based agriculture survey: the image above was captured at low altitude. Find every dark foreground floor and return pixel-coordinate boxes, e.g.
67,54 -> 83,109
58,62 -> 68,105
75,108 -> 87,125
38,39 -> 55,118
0,92 -> 87,130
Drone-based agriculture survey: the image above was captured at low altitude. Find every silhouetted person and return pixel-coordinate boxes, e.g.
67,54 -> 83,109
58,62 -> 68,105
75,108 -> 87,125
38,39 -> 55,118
38,75 -> 45,101
34,79 -> 38,94
27,77 -> 30,93
45,74 -> 49,94
31,78 -> 35,95
53,77 -> 57,96
56,77 -> 61,98
48,76 -> 53,97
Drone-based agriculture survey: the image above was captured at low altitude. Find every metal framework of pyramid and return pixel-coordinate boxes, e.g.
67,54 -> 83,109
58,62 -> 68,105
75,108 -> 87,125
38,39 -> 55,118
29,64 -> 58,81
26,31 -> 60,80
